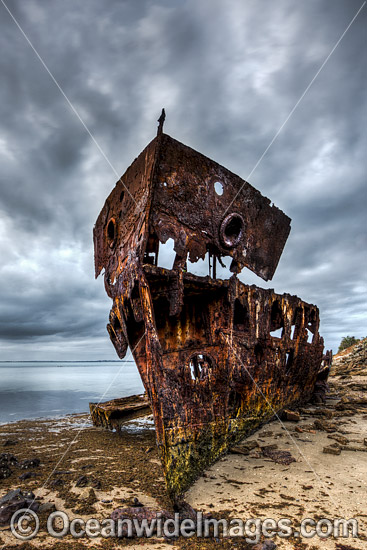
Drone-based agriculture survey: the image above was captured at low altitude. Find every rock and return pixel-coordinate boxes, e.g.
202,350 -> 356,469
259,431 -> 273,438
313,419 -> 338,433
339,445 -> 367,453
327,434 -> 349,445
23,491 -> 35,500
323,445 -> 341,455
20,458 -> 40,469
319,408 -> 334,419
19,472 -> 37,481
364,438 -> 367,447
261,446 -> 296,465
283,410 -> 300,422
230,440 -> 259,455
260,444 -> 278,451
0,488 -> 22,506
0,466 -> 12,479
252,451 -> 263,459
75,475 -> 88,487
0,453 -> 18,467
299,408 -> 315,415
0,489 -> 39,526
230,446 -> 250,455
243,440 -> 259,450
295,426 -> 304,433
39,502 -> 56,513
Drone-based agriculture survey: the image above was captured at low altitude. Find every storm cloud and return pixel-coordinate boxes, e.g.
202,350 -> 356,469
0,0 -> 366,359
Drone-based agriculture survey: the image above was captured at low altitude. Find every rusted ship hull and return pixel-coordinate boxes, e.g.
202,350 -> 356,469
93,127 -> 330,501
107,264 -> 325,498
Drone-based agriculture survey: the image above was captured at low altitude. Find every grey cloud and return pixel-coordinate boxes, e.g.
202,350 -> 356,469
0,0 -> 365,359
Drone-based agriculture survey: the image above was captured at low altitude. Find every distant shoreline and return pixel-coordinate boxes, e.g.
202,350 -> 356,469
0,410 -> 93,427
0,360 -> 134,363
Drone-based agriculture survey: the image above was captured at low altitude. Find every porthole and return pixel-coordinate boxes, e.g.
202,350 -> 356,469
219,213 -> 245,248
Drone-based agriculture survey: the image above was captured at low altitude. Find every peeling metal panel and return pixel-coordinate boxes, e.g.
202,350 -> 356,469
93,131 -> 329,501
151,134 -> 291,281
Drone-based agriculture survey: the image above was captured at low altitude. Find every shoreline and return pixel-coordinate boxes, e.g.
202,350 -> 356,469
0,410 -> 94,427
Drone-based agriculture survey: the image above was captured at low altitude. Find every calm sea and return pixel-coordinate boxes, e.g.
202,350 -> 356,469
0,361 -> 144,425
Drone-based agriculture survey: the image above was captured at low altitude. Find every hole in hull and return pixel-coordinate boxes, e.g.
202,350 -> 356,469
187,252 -> 210,276
214,181 -> 224,195
269,300 -> 284,338
144,233 -> 159,266
157,238 -> 175,270
270,327 -> 283,338
188,353 -> 213,381
285,349 -> 294,373
233,299 -> 249,331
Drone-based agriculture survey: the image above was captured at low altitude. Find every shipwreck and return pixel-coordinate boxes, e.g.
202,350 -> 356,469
92,112 -> 331,501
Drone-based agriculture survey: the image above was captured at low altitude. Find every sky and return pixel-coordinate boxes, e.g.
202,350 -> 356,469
0,0 -> 366,360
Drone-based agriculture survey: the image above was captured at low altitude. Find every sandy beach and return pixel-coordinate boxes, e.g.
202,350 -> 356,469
1,345 -> 366,550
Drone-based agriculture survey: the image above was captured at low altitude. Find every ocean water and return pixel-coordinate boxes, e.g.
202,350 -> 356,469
0,361 -> 144,425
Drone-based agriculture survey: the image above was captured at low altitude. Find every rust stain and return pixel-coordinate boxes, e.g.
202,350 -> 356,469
93,120 -> 331,501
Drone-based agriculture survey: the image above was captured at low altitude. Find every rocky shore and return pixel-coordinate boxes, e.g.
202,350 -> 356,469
0,341 -> 366,549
